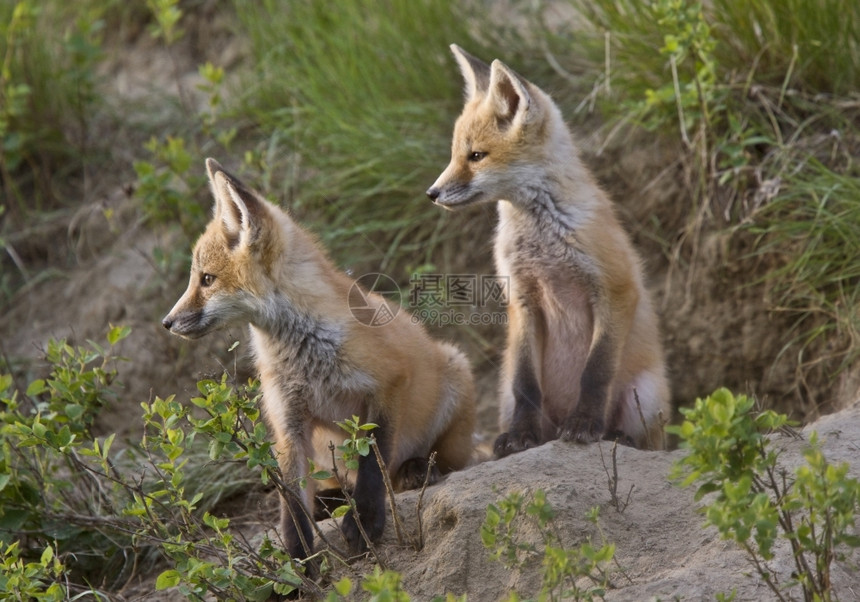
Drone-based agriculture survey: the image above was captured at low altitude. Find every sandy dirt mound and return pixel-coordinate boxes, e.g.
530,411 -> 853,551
326,405 -> 860,600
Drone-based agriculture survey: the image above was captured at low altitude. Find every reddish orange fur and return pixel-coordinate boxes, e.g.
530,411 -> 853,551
429,46 -> 669,453
164,159 -> 477,556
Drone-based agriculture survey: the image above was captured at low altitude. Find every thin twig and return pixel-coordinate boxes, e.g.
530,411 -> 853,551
598,440 -> 633,513
604,30 -> 611,96
633,388 -> 654,450
327,442 -> 384,568
415,451 -> 437,551
369,434 -> 407,547
740,541 -> 789,602
670,54 -> 691,148
224,423 -> 337,553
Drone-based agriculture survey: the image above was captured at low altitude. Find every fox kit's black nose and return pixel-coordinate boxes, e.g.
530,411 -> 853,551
426,187 -> 440,202
162,317 -> 173,330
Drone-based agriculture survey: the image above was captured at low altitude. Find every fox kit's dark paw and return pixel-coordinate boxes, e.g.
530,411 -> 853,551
603,430 -> 636,447
341,502 -> 385,555
393,457 -> 440,491
558,414 -> 604,444
493,430 -> 539,458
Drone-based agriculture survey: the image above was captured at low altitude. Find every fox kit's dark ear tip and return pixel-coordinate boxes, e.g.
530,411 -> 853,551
205,158 -> 224,179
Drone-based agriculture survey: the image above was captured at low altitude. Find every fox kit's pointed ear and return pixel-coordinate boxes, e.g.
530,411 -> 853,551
205,158 -> 263,248
488,59 -> 534,129
450,44 -> 490,101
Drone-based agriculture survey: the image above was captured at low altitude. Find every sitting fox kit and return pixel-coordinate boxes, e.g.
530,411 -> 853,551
428,45 -> 670,455
163,159 -> 476,558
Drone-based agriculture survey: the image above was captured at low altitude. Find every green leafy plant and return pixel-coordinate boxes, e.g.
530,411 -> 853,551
134,135 -> 207,237
334,415 -> 379,473
145,0 -> 182,46
669,388 -> 860,601
325,568 -> 419,602
134,0 -> 238,246
482,490 -> 615,601
359,566 -> 411,602
562,0 -> 717,137
0,0 -> 108,212
0,542 -> 65,601
0,325 -> 131,594
0,329 -> 315,598
140,375 -> 316,599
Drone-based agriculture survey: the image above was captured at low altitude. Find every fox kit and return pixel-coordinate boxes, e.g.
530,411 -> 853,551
428,45 -> 669,456
163,159 -> 476,558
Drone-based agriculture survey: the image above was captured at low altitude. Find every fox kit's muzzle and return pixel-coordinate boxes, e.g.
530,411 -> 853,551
426,186 -> 442,202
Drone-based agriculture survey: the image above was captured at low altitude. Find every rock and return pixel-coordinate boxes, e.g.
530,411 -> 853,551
334,405 -> 860,600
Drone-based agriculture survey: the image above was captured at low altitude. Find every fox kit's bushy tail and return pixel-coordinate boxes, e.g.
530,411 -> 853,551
429,45 -> 670,456
164,159 -> 477,559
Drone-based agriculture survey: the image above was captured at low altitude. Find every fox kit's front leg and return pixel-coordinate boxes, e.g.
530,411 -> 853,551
559,241 -> 639,443
559,333 -> 613,443
340,415 -> 389,554
495,296 -> 543,457
275,421 -> 315,560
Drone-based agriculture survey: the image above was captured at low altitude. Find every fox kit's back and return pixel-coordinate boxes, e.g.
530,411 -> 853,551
429,45 -> 669,456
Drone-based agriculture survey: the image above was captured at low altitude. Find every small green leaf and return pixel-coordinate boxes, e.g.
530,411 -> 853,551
102,433 -> 115,459
40,545 -> 54,565
331,504 -> 350,518
107,324 -> 131,345
334,577 -> 352,596
65,403 -> 84,422
26,379 -> 47,397
156,569 -> 181,590
214,431 -> 233,443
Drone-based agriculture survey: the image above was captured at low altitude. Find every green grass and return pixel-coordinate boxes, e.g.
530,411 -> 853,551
749,159 -> 860,375
712,0 -> 860,94
557,0 -> 860,387
229,0 -> 524,270
0,0 -> 115,214
561,0 -> 860,126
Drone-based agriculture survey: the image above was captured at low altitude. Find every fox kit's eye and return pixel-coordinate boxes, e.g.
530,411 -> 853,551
201,273 -> 216,287
468,151 -> 487,162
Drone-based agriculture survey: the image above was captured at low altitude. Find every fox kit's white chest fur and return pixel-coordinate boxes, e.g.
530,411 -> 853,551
250,298 -> 375,429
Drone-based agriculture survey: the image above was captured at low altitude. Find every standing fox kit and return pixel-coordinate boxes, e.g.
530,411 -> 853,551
428,45 -> 669,455
163,159 -> 476,558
